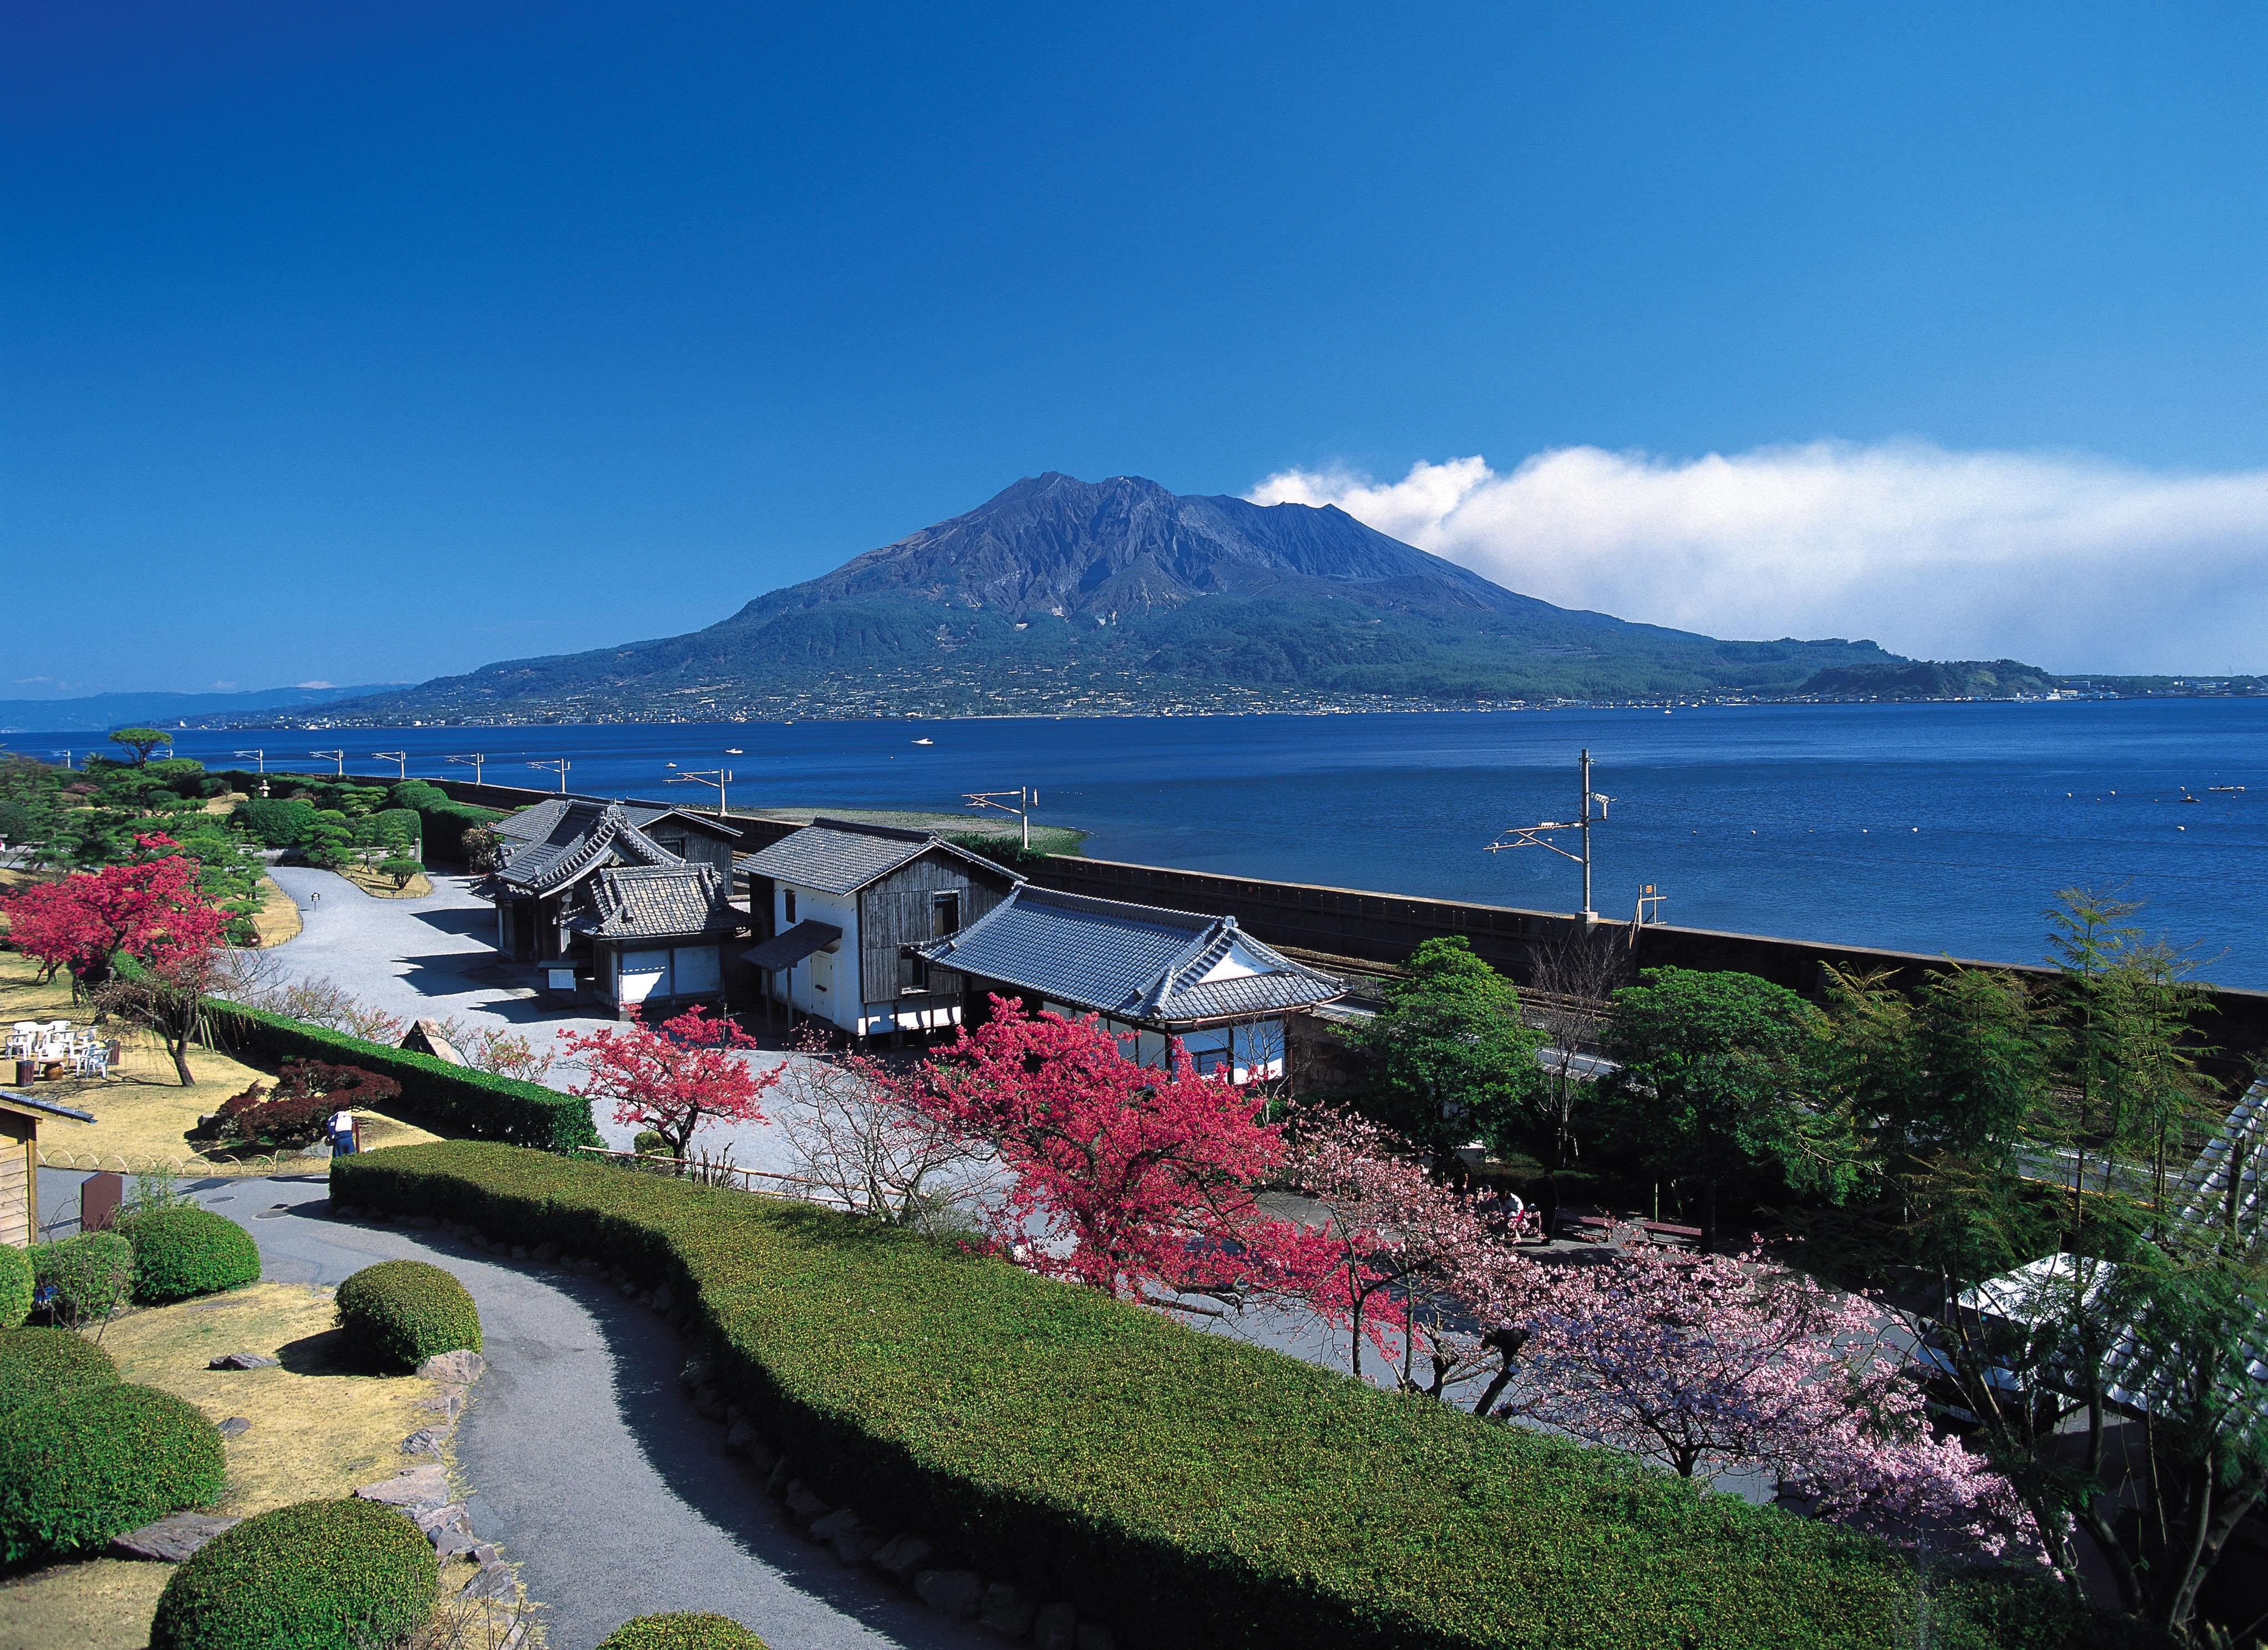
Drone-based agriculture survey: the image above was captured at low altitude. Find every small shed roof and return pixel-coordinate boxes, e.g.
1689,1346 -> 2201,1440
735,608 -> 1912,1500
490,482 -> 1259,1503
918,885 -> 1341,1026
742,919 -> 844,971
0,1090 -> 96,1124
737,818 -> 1017,896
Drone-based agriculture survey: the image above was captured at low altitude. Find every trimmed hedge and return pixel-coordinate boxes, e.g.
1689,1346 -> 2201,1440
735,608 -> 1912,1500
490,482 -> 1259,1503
32,1230 -> 133,1324
0,1325 -> 119,1420
209,1001 -> 598,1151
0,1382 -> 225,1562
387,780 -> 503,862
336,1259 -> 481,1371
150,1496 -> 435,1650
336,1142 -> 2150,1650
120,1206 -> 262,1303
0,1244 -> 29,1329
597,1616 -> 770,1650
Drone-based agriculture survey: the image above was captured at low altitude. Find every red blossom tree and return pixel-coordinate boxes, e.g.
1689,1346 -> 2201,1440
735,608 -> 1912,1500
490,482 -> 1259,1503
2,834 -> 227,991
562,1004 -> 778,1162
914,998 -> 1332,1305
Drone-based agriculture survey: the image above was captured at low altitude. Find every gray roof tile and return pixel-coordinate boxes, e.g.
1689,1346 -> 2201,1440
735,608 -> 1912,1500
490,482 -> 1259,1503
496,803 -> 682,895
738,817 -> 1015,896
565,864 -> 740,941
920,885 -> 1340,1025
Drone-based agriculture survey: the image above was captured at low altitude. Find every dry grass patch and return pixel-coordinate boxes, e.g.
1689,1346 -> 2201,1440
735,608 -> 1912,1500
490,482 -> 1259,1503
338,865 -> 435,900
0,1281 -> 459,1650
252,873 -> 301,947
0,952 -> 441,1178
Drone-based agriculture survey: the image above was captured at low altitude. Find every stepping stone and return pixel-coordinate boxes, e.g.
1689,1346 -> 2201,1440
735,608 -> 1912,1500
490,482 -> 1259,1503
461,1561 -> 515,1601
980,1582 -> 1036,1638
401,1427 -> 449,1456
873,1534 -> 934,1581
355,1465 -> 449,1508
914,1569 -> 983,1620
415,1502 -> 472,1539
417,1350 -> 486,1383
109,1512 -> 240,1562
218,1417 -> 251,1438
432,1525 -> 482,1560
782,1479 -> 831,1525
208,1352 -> 278,1370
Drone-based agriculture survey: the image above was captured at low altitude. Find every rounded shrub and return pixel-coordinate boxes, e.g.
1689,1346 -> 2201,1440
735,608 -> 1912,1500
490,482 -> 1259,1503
0,1244 -> 30,1329
120,1205 -> 262,1303
0,1325 -> 119,1420
150,1496 -> 434,1650
0,1382 -> 224,1563
31,1230 -> 132,1325
597,1615 -> 770,1650
335,1259 -> 481,1372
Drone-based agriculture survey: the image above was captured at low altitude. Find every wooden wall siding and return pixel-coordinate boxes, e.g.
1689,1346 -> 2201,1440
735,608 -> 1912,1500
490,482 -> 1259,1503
0,1114 -> 32,1248
857,852 -> 1013,1002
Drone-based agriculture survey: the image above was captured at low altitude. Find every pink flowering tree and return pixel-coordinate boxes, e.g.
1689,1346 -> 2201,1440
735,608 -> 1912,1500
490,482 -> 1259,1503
2,834 -> 227,990
913,998 -> 1332,1305
1283,1107 -> 1550,1408
1497,1242 -> 2031,1555
563,1004 -> 778,1163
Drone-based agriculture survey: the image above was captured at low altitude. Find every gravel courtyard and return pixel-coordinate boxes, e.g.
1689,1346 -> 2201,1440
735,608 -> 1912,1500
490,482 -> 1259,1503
259,866 -> 806,1172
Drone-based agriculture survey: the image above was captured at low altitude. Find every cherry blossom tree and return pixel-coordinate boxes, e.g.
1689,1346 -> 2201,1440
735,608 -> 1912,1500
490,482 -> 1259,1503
1283,1107 -> 1548,1406
1496,1242 -> 2030,1555
562,1004 -> 778,1162
913,998 -> 1331,1304
774,1024 -> 987,1226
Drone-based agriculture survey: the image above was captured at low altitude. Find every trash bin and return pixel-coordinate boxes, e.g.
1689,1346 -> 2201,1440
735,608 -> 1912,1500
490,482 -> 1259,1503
12,1060 -> 31,1087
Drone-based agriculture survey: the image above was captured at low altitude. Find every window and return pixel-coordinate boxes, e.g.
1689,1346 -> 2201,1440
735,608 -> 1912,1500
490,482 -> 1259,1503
1194,1048 -> 1229,1077
932,890 -> 961,937
783,888 -> 796,926
900,952 -> 930,994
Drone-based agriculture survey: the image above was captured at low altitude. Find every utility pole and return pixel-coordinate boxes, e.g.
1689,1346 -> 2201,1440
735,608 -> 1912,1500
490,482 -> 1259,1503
232,749 -> 266,774
1484,748 -> 1614,921
52,750 -> 72,770
443,753 -> 486,788
1631,883 -> 1667,946
668,768 -> 732,819
372,750 -> 408,780
311,749 -> 346,777
964,785 -> 1038,852
528,758 -> 570,794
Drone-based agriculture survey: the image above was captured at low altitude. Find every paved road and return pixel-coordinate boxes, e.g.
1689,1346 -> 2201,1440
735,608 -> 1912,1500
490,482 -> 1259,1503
127,1169 -> 993,1650
258,867 -> 808,1170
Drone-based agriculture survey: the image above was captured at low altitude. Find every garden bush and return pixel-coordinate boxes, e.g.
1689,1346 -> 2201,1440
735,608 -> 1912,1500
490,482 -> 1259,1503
119,1205 -> 262,1303
597,1615 -> 769,1650
0,1325 -> 119,1419
149,1496 -> 434,1650
387,780 -> 503,863
336,1142 -> 2149,1650
32,1230 -> 132,1325
0,1243 -> 30,1329
335,1259 -> 481,1371
205,1058 -> 405,1149
208,1002 -> 598,1151
0,1382 -> 224,1562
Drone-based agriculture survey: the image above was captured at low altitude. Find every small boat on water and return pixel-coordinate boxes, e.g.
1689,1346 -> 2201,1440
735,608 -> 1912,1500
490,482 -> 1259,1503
725,748 -> 743,755
912,737 -> 934,746
2210,784 -> 2245,791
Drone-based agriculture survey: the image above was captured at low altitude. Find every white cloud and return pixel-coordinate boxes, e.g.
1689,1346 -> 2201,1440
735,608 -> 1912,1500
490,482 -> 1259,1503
295,680 -> 336,689
1248,442 -> 2268,674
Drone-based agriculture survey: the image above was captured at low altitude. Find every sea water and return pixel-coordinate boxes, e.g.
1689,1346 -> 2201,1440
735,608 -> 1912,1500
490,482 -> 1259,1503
89,698 -> 2268,986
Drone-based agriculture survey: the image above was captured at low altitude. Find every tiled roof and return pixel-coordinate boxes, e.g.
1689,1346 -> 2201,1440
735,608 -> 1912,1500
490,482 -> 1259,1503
737,817 -> 1016,896
919,885 -> 1341,1026
741,919 -> 844,971
495,802 -> 683,895
564,864 -> 740,941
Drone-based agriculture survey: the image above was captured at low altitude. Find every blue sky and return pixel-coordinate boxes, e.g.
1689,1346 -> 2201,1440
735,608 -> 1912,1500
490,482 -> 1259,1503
6,3 -> 2266,694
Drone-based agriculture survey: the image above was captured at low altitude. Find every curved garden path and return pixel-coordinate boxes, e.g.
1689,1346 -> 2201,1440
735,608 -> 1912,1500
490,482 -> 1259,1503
193,1172 -> 990,1650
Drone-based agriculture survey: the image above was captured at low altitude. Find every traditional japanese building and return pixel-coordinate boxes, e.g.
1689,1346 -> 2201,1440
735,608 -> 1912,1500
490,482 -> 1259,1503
736,818 -> 1018,1038
483,799 -> 745,1014
916,884 -> 1342,1080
